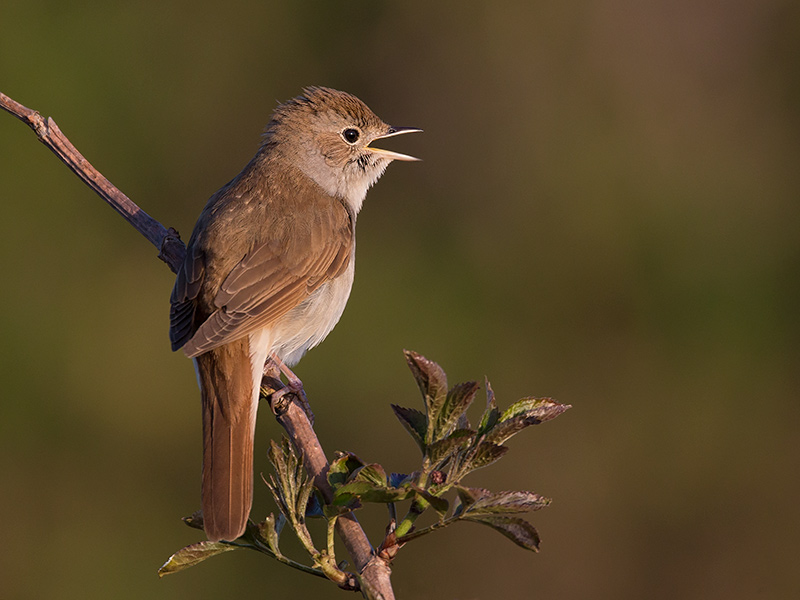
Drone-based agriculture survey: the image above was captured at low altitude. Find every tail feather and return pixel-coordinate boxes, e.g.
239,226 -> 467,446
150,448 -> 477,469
195,339 -> 256,542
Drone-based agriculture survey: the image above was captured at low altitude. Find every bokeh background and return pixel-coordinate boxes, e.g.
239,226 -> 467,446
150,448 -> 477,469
1,1 -> 798,598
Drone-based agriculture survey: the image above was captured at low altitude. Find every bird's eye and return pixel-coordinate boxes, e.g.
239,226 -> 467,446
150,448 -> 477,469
342,128 -> 360,144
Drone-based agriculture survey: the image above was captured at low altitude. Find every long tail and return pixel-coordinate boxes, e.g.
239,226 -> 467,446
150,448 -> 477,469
194,339 -> 257,542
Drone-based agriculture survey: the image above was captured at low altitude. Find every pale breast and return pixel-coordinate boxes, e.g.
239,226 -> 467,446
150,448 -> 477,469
269,258 -> 356,367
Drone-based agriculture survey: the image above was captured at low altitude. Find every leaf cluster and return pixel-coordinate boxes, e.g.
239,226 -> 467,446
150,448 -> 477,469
159,440 -> 354,589
327,350 -> 569,550
159,351 -> 569,584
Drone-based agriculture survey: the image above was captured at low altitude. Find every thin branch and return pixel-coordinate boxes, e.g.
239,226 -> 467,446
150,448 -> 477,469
263,377 -> 394,598
1,91 -> 394,599
0,91 -> 186,272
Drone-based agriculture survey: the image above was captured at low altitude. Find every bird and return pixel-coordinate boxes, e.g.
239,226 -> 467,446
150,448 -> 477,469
169,86 -> 420,542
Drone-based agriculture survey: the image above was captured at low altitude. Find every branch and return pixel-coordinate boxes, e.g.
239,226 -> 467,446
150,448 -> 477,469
265,384 -> 394,598
0,91 -> 186,272
1,91 -> 394,599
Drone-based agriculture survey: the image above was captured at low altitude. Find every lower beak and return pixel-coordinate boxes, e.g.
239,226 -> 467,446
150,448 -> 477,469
367,126 -> 423,162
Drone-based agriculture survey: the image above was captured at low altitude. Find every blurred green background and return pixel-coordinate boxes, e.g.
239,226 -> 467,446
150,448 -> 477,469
2,1 -> 798,598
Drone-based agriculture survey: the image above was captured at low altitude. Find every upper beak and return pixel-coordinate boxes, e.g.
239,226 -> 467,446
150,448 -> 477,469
366,126 -> 423,161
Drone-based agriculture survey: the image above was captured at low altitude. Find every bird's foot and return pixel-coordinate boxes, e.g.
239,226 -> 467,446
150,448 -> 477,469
263,354 -> 315,424
260,375 -> 290,415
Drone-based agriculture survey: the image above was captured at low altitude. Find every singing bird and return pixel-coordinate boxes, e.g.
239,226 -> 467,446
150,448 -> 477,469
169,87 -> 420,542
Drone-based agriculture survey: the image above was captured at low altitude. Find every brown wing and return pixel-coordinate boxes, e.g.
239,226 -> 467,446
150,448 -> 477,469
175,197 -> 353,359
169,242 -> 206,352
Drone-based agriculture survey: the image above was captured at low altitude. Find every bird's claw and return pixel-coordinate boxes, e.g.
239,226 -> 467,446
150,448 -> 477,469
263,356 -> 315,424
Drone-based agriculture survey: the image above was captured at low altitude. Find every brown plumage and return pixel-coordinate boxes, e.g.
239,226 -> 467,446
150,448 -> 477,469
169,87 -> 420,541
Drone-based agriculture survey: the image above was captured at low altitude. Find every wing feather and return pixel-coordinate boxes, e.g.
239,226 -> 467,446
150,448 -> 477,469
178,195 -> 353,359
169,244 -> 206,351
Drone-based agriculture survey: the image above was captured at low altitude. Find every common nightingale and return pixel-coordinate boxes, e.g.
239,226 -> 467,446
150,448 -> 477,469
169,87 -> 420,542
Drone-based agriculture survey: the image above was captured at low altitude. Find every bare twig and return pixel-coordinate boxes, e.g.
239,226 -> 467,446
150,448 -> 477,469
1,91 -> 393,599
0,91 -> 186,272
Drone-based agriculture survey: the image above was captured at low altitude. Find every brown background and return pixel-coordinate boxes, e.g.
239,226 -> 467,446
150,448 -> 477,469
1,1 -> 798,598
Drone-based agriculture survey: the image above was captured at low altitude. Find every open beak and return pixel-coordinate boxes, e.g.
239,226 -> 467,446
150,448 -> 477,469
367,126 -> 423,161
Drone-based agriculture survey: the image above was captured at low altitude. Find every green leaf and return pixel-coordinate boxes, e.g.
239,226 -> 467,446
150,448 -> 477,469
333,480 -> 415,505
265,438 -> 317,527
459,488 -> 551,515
158,541 -> 237,577
463,515 -> 541,551
295,476 -> 315,522
425,429 -> 474,467
254,514 -> 282,556
264,472 -> 288,517
330,492 -> 362,510
391,404 -> 428,452
350,463 -> 389,487
433,381 -> 480,441
477,379 -> 500,435
468,441 -> 509,471
328,452 -> 366,488
412,486 -> 450,517
333,463 -> 414,505
482,416 -> 531,446
364,486 -> 416,503
266,439 -> 298,514
485,399 -> 571,445
499,397 -> 571,425
404,350 -> 448,442
455,485 -> 484,509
